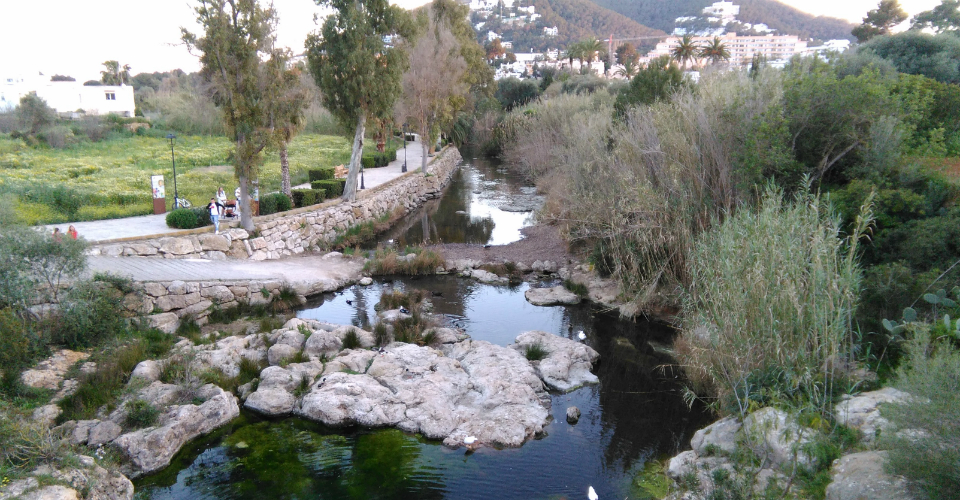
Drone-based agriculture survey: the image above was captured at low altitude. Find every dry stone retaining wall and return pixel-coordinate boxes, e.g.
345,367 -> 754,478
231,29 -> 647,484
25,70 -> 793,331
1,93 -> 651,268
89,147 -> 462,261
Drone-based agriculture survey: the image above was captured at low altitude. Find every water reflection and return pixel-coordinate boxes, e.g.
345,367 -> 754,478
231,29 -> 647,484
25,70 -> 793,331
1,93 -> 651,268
135,277 -> 709,500
375,156 -> 535,248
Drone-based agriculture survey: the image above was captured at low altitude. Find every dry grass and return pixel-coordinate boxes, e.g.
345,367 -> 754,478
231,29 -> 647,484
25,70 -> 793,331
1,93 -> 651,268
364,247 -> 445,276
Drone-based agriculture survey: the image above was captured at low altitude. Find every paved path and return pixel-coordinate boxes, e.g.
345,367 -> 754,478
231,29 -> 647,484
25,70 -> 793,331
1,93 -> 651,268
49,136 -> 432,244
87,254 -> 364,283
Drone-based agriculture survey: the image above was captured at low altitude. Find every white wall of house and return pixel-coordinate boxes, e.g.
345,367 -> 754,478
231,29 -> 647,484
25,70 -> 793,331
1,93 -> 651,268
0,79 -> 135,117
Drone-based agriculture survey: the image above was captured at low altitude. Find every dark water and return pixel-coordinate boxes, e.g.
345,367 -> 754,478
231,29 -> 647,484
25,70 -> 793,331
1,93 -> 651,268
374,155 -> 536,248
134,276 -> 710,500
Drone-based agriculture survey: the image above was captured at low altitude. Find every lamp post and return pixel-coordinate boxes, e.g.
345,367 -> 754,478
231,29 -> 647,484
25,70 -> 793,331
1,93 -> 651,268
166,133 -> 179,207
360,161 -> 366,190
402,123 -> 408,173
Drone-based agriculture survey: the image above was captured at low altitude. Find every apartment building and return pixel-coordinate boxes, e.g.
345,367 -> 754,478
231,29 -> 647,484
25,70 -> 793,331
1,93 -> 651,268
646,33 -> 808,67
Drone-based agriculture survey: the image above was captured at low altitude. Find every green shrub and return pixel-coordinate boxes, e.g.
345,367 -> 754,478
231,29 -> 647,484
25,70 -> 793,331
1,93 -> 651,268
388,148 -> 397,161
678,186 -> 869,417
361,154 -> 376,169
311,179 -> 346,199
124,399 -> 160,429
882,328 -> 960,498
308,167 -> 335,182
166,208 -> 198,229
342,328 -> 361,349
524,342 -> 549,361
0,308 -> 35,374
259,193 -> 292,216
291,189 -> 324,208
55,280 -> 128,349
190,207 -> 212,227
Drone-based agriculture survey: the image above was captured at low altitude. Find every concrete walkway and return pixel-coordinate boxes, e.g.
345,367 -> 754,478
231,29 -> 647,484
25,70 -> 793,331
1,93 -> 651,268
48,136 -> 432,244
87,254 -> 364,283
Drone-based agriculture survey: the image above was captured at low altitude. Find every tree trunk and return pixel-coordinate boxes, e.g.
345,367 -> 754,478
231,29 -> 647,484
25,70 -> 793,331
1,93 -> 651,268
280,141 -> 291,198
421,134 -> 429,172
343,112 -> 365,201
238,173 -> 254,231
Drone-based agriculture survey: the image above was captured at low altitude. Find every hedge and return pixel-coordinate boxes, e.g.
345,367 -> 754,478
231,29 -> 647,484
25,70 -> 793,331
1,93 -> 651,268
259,193 -> 292,215
361,154 -> 376,169
308,167 -> 335,182
311,179 -> 347,198
166,208 -> 198,229
291,188 -> 325,208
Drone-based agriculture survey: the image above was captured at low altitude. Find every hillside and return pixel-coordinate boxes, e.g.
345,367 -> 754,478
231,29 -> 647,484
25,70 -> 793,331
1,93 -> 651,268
478,0 -> 665,52
587,0 -> 855,41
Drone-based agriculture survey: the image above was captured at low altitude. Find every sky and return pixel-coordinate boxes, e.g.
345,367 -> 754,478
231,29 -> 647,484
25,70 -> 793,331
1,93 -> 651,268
0,0 -> 944,82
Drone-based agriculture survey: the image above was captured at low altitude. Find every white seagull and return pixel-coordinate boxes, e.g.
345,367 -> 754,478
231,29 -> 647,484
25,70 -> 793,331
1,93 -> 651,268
577,330 -> 586,341
587,485 -> 598,500
463,436 -> 477,445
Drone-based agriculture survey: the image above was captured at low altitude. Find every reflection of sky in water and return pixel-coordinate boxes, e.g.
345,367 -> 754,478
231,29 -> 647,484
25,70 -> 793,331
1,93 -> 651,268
467,199 -> 533,246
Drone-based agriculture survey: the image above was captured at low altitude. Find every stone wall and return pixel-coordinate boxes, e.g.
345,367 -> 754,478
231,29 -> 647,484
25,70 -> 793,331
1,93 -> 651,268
90,147 -> 462,261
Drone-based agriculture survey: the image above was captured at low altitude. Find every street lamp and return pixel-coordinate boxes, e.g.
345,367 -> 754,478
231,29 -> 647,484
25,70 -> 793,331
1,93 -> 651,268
402,123 -> 408,173
166,133 -> 179,207
360,160 -> 366,190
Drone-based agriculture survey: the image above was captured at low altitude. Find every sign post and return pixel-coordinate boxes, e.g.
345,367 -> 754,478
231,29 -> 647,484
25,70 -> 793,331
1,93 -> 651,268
152,175 -> 166,214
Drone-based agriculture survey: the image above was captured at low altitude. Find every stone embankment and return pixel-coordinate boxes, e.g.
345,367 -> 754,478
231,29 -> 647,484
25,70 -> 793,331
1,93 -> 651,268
88,148 -> 462,261
665,388 -> 916,500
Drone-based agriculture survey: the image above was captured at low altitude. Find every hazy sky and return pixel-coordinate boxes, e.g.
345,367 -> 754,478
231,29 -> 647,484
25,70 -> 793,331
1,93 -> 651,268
0,0 -> 943,82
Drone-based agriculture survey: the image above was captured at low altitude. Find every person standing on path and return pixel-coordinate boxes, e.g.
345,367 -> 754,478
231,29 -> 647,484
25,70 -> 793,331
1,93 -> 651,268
207,197 -> 223,234
216,186 -> 227,207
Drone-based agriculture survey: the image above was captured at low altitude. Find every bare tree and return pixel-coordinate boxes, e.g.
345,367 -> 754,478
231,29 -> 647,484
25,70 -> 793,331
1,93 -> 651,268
396,15 -> 468,171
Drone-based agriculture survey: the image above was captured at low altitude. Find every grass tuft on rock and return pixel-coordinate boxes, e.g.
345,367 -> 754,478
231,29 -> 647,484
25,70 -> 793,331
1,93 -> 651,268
524,342 -> 550,361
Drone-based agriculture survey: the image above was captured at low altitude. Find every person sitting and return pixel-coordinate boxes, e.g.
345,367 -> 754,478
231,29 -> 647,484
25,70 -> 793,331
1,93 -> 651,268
67,225 -> 78,240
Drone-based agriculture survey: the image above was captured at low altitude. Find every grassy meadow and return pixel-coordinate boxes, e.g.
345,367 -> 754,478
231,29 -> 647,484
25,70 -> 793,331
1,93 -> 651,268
0,134 -> 351,224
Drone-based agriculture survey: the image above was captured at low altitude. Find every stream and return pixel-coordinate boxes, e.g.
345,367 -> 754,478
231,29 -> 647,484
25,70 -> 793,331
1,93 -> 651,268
133,156 -> 709,500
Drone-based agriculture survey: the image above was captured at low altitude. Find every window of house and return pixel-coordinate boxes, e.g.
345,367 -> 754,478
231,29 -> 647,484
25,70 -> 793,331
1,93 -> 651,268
105,92 -> 116,100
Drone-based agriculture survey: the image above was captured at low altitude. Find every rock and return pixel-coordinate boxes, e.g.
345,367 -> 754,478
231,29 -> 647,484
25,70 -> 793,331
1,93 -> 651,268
18,485 -> 79,500
147,312 -> 179,334
321,251 -> 343,260
198,234 -> 230,252
69,420 -> 99,445
566,406 -> 581,424
742,407 -> 812,467
267,344 -> 300,366
21,350 -> 89,390
524,286 -> 580,306
468,269 -> 508,285
193,334 -> 266,379
113,385 -> 240,476
0,477 -> 39,499
825,451 -> 913,500
667,450 -> 699,479
835,387 -> 911,443
87,421 -> 123,447
159,237 -> 196,255
32,405 -> 61,427
359,277 -> 374,286
691,417 -> 742,456
424,327 -> 465,344
510,331 -> 600,392
130,360 -> 162,383
303,330 -> 344,359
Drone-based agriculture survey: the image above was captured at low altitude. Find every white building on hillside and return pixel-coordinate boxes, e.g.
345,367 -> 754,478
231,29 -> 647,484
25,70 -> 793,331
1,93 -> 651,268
543,26 -> 558,37
1,75 -> 135,117
702,1 -> 740,22
647,33 -> 807,67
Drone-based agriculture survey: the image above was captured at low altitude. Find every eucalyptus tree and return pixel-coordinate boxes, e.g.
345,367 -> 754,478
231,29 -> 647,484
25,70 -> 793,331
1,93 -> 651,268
912,0 -> 960,33
305,0 -> 414,201
853,0 -> 908,43
671,35 -> 700,70
100,60 -> 131,85
265,59 -> 309,198
182,0 -> 290,230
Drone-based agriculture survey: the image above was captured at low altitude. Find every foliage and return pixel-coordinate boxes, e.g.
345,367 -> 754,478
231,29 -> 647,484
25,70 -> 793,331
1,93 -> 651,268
100,60 -> 131,86
430,0 -> 494,98
559,74 -> 608,95
853,0 -> 909,43
0,225 -> 86,308
291,189 -> 324,208
378,289 -> 428,311
881,327 -> 960,499
259,192 -> 292,216
16,95 -> 56,135
678,186 -> 870,417
310,179 -> 346,199
397,9 -> 469,171
342,328 -> 362,350
306,0 -> 414,201
363,247 -> 445,276
55,279 -> 130,349
524,342 -> 549,361
671,34 -> 700,69
124,399 -> 159,429
613,56 -> 685,118
700,37 -> 731,65
912,0 -> 960,33
495,78 -> 541,111
308,168 -> 335,182
861,31 -> 960,84
166,208 -> 199,229
182,0 -> 291,230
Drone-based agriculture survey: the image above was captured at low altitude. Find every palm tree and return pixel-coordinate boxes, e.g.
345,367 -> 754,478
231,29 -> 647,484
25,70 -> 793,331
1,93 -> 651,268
564,41 -> 584,69
615,59 -> 639,79
581,39 -> 604,72
699,37 -> 731,65
670,34 -> 699,70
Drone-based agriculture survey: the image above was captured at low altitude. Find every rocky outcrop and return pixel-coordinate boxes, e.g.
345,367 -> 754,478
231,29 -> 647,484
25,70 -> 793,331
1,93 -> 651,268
111,384 -> 240,476
524,286 -> 580,306
0,455 -> 134,500
510,331 -> 599,392
835,387 -> 911,444
825,451 -> 913,500
243,332 -> 552,449
21,350 -> 89,391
